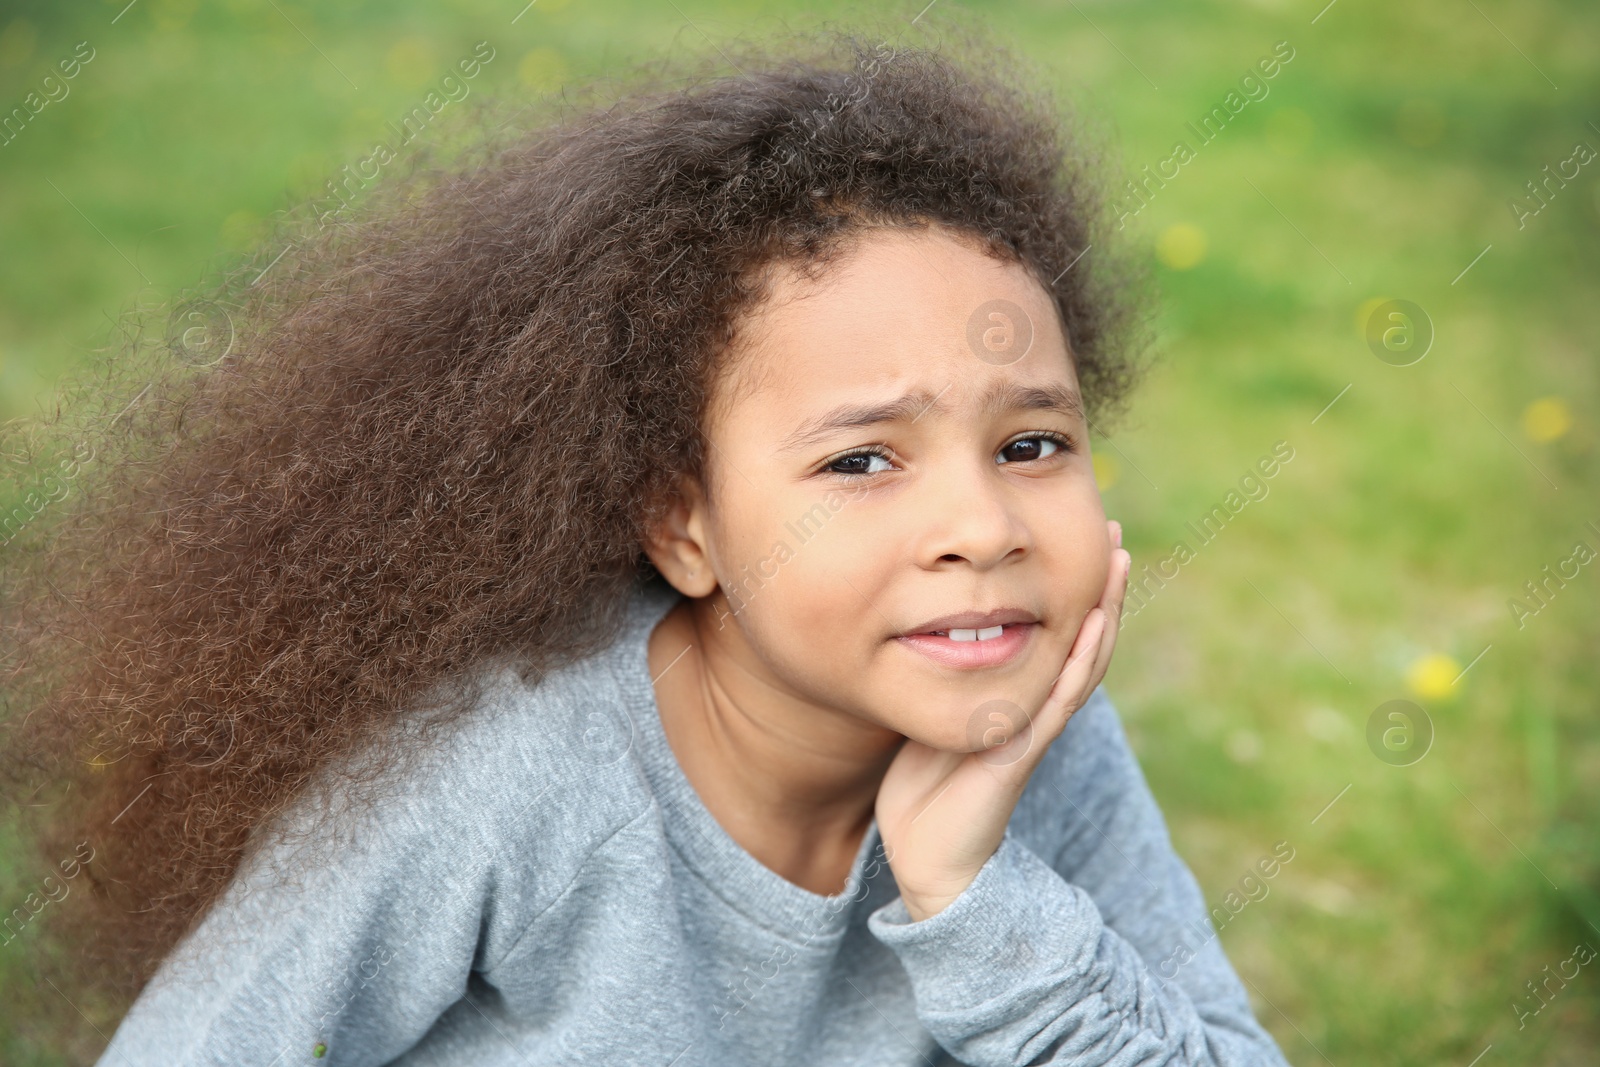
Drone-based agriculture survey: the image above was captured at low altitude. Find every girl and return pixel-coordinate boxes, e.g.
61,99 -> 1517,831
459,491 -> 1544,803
1,25 -> 1291,1067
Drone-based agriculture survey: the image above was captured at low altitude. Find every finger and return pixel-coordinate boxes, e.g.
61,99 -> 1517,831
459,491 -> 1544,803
1090,548 -> 1131,684
1043,555 -> 1123,726
1060,599 -> 1102,674
1082,548 -> 1127,686
1057,549 -> 1127,719
1057,560 -> 1118,695
1046,606 -> 1104,717
1089,617 -> 1116,691
992,608 -> 1105,781
1100,544 -> 1131,613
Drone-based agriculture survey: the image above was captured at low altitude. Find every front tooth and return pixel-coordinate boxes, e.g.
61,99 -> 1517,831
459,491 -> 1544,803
948,628 -> 978,642
976,625 -> 1003,641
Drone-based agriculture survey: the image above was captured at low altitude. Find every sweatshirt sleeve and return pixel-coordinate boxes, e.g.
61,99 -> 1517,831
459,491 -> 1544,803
95,762 -> 500,1067
865,689 -> 1292,1067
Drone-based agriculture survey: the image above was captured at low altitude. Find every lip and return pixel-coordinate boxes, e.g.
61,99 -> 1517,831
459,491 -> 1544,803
900,607 -> 1040,635
894,620 -> 1038,670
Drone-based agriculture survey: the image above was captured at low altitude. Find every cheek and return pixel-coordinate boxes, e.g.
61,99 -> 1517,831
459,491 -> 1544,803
711,488 -> 894,703
708,484 -> 862,637
742,499 -> 871,641
1042,483 -> 1110,623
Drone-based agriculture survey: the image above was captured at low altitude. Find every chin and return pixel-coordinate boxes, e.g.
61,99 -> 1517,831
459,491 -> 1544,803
879,678 -> 1045,755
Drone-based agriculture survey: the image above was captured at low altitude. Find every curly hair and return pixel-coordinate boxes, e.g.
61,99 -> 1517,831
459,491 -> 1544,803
0,18 -> 1149,1041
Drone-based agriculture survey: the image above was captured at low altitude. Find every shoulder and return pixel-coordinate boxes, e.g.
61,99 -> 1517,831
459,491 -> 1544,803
400,620 -> 664,867
259,584 -> 674,906
413,577 -> 684,849
450,643 -> 657,843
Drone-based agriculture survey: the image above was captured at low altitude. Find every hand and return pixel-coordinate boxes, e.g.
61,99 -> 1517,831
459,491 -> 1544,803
875,519 -> 1132,922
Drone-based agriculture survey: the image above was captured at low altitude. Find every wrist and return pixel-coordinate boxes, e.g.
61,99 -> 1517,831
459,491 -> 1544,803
901,893 -> 953,923
896,875 -> 974,922
888,832 -> 1018,923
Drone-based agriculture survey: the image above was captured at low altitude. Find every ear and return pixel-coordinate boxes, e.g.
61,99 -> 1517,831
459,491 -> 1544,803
641,473 -> 719,599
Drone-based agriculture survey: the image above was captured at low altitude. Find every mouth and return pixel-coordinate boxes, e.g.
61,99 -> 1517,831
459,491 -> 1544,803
895,609 -> 1040,669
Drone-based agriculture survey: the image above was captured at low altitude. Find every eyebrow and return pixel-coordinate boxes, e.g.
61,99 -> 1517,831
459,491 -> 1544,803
775,380 -> 1084,455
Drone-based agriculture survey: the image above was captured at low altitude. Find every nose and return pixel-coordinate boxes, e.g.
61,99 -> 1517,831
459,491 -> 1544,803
912,453 -> 1032,570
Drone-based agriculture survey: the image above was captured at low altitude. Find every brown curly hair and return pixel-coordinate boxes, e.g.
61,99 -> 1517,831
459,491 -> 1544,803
0,18 -> 1149,1045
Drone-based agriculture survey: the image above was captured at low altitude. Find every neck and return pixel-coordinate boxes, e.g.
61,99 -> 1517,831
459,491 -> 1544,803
647,593 -> 903,890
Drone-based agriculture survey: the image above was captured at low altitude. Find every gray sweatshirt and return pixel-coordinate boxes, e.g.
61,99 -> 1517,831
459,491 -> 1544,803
97,576 -> 1293,1067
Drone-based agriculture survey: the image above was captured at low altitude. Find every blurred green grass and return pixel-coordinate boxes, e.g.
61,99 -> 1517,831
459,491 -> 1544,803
2,0 -> 1597,1063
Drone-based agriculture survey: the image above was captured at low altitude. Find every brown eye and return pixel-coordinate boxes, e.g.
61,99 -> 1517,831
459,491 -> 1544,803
997,434 -> 1068,465
822,447 -> 894,476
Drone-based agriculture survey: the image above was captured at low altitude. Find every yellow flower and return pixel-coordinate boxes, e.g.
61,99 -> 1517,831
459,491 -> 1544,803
385,37 -> 437,89
1355,296 -> 1389,340
1405,653 -> 1461,700
519,47 -> 569,92
1092,453 -> 1120,491
1521,397 -> 1571,443
1157,224 -> 1206,270
219,210 -> 265,252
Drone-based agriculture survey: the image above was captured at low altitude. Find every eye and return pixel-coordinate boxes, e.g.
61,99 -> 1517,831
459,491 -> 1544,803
820,445 -> 897,477
996,432 -> 1073,465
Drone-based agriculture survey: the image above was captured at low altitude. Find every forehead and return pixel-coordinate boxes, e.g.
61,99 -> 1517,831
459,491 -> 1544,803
710,225 -> 1076,427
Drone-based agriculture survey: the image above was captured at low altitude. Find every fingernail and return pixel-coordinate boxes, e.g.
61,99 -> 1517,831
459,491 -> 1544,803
1112,522 -> 1123,548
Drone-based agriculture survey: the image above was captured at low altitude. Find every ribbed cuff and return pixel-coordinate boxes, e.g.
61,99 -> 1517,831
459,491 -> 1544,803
866,830 -> 1102,1016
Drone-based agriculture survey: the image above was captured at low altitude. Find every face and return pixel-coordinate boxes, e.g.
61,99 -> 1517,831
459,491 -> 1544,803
650,224 -> 1111,752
